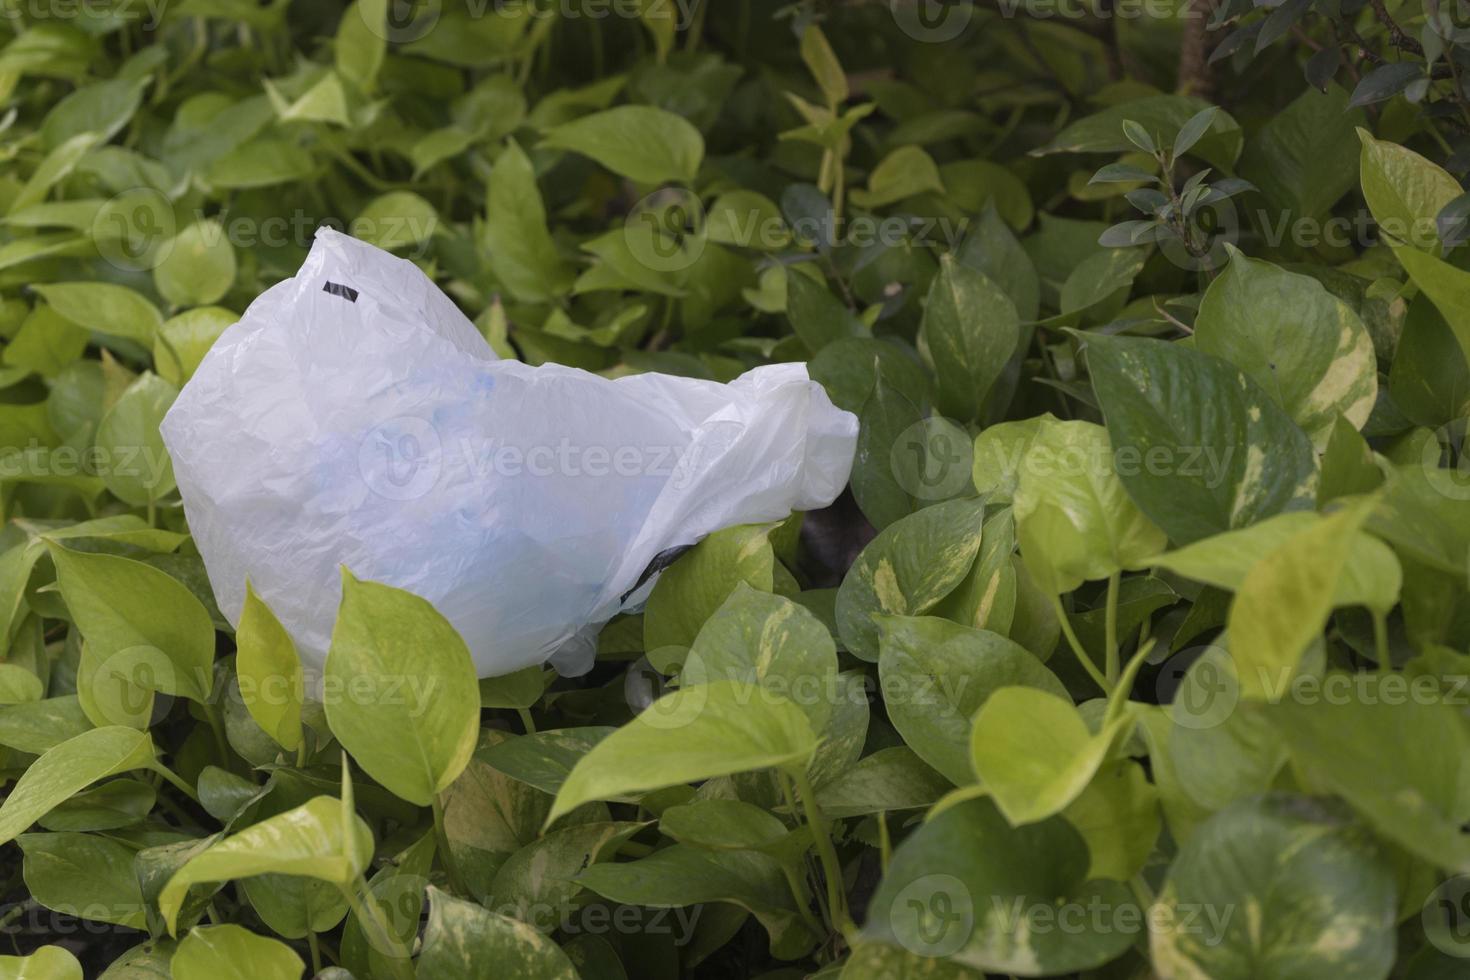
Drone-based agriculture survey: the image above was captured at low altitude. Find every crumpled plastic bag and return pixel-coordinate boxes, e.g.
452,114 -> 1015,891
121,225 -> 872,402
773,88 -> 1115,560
161,229 -> 858,678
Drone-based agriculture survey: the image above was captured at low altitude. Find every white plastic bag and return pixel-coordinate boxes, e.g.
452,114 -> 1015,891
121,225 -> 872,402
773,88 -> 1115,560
161,229 -> 858,678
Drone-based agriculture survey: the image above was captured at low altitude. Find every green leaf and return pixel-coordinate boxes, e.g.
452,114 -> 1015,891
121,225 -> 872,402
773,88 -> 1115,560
1122,119 -> 1156,153
541,105 -> 704,185
968,687 -> 1131,825
49,542 -> 215,703
851,146 -> 945,210
835,498 -> 987,661
417,886 -> 578,980
659,799 -> 788,850
336,829 -> 432,978
1272,694 -> 1470,872
1389,294 -> 1470,428
1061,760 -> 1160,881
862,797 -> 1137,973
488,821 -> 642,929
171,925 -> 304,980
1390,243 -> 1470,368
1150,795 -> 1396,980
850,365 -> 925,530
154,307 -> 236,386
20,831 -> 148,928
576,845 -> 817,960
484,140 -> 573,303
42,78 -> 143,150
1238,85 -> 1363,222
808,336 -> 931,416
1057,247 -> 1148,321
477,727 -> 614,796
800,24 -> 848,107
478,665 -> 546,710
154,220 -> 237,308
1082,333 -> 1319,544
546,680 -> 817,826
1195,251 -> 1376,446
1034,96 -> 1243,170
5,305 -> 88,378
1225,499 -> 1375,698
324,571 -> 480,806
1153,511 -> 1401,612
8,133 -> 99,217
877,615 -> 1065,785
814,746 -> 952,818
0,947 -> 81,980
1358,128 -> 1462,253
353,191 -> 438,251
158,795 -> 374,933
205,139 -> 315,189
30,282 -> 162,345
1014,418 -> 1168,594
0,696 -> 92,754
1368,459 -> 1470,578
956,204 -> 1041,322
918,257 -> 1021,424
236,582 -> 304,752
931,507 -> 1019,636
685,583 -> 838,734
0,727 -> 155,847
94,372 -> 178,506
1136,652 -> 1285,842
335,0 -> 387,92
644,524 -> 776,654
1318,413 -> 1384,503
786,267 -> 865,354
1171,106 -> 1218,158
971,416 -> 1050,504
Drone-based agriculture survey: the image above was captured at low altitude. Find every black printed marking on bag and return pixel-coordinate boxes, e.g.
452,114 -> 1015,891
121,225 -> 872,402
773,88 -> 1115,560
620,544 -> 695,603
323,281 -> 359,302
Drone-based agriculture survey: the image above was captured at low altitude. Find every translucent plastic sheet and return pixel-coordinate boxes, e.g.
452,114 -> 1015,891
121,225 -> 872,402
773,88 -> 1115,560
162,229 -> 858,678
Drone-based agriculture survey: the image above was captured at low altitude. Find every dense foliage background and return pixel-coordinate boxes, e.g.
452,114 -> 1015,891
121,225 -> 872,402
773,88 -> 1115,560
0,0 -> 1468,977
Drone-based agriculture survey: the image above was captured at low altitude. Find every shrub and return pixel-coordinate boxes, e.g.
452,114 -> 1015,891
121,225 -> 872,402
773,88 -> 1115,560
0,1 -> 1466,978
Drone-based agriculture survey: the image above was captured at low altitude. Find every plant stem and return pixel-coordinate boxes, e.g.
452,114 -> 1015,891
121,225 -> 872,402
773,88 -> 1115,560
431,794 -> 469,898
782,864 -> 824,939
1373,609 -> 1392,675
307,930 -> 322,975
792,769 -> 853,939
205,701 -> 231,768
1104,572 -> 1122,685
153,762 -> 200,804
516,707 -> 537,735
877,812 -> 892,875
1051,595 -> 1111,694
341,879 -> 413,980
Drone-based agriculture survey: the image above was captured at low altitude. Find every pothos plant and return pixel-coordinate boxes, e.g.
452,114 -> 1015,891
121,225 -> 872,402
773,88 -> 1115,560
0,1 -> 1466,979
